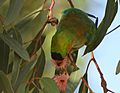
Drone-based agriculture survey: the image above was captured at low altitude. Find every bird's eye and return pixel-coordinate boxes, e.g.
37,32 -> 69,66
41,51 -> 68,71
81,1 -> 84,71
51,52 -> 64,60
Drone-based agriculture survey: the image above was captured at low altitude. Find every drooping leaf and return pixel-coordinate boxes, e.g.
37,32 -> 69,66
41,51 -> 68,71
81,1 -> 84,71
15,9 -> 48,45
67,64 -> 79,75
116,60 -> 120,75
0,37 -> 10,73
0,0 -> 7,7
15,15 -> 34,31
66,71 -> 81,93
79,73 -> 88,93
17,9 -> 48,33
39,77 -> 60,93
66,80 -> 78,93
84,0 -> 118,55
0,0 -> 9,17
8,27 -> 23,74
13,54 -> 37,92
28,48 -> 46,91
16,83 -> 27,93
27,34 -> 46,57
0,33 -> 30,61
11,55 -> 22,88
0,71 -> 14,93
5,0 -> 24,25
19,0 -> 45,18
34,48 -> 46,78
24,10 -> 48,56
9,28 -> 23,44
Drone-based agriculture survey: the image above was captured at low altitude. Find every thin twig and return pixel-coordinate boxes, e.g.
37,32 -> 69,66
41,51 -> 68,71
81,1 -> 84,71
32,81 -> 41,91
106,24 -> 120,36
81,77 -> 94,93
67,0 -> 74,8
86,58 -> 92,73
90,52 -> 114,93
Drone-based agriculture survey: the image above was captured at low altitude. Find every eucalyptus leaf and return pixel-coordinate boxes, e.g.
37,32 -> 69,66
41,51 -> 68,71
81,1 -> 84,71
27,34 -> 46,57
11,55 -> 22,88
13,54 -> 37,92
0,37 -> 10,73
66,80 -> 77,93
84,0 -> 118,54
0,33 -> 30,61
0,71 -> 14,93
39,77 -> 60,93
5,0 -> 24,25
67,64 -> 79,75
34,48 -> 46,78
28,48 -> 46,91
0,0 -> 7,7
0,0 -> 9,17
116,60 -> 120,75
19,0 -> 45,18
66,70 -> 81,93
15,9 -> 48,42
11,28 -> 23,44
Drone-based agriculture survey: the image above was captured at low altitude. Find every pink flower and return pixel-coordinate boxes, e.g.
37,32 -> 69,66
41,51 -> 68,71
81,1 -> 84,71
53,73 -> 69,92
51,57 -> 68,68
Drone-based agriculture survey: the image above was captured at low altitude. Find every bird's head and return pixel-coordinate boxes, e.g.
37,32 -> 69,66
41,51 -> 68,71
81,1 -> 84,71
51,52 -> 67,68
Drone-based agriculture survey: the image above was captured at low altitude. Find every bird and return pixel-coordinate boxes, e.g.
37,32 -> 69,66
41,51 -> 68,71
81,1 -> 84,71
51,8 -> 97,63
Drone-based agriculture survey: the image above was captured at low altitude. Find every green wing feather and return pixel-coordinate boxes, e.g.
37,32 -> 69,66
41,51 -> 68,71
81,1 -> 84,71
51,8 -> 97,59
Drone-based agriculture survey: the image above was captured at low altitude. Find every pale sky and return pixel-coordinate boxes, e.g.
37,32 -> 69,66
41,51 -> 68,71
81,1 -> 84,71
75,0 -> 120,93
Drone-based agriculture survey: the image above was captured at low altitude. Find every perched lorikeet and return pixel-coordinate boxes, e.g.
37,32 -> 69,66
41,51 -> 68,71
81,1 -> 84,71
51,8 -> 97,61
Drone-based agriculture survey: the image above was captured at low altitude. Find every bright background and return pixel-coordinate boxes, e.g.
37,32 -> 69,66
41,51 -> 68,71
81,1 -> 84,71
74,0 -> 120,93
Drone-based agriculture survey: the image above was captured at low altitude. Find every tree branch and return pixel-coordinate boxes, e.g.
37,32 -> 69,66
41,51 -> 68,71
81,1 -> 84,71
67,0 -> 74,8
90,52 -> 114,93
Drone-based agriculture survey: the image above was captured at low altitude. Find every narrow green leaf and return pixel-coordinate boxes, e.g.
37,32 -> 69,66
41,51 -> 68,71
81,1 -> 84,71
0,33 -> 30,61
28,48 -> 46,91
0,71 -> 14,93
14,14 -> 34,31
0,0 -> 9,17
5,0 -> 24,25
18,9 -> 48,40
66,70 -> 82,93
27,34 -> 46,57
13,54 -> 37,92
66,80 -> 79,93
11,55 -> 22,88
0,38 -> 10,73
16,83 -> 27,93
11,28 -> 23,44
79,73 -> 88,93
25,85 -> 30,93
116,60 -> 120,75
19,0 -> 45,18
40,77 -> 60,93
67,64 -> 79,75
24,10 -> 48,56
0,0 -> 7,7
84,0 -> 118,54
34,48 -> 46,78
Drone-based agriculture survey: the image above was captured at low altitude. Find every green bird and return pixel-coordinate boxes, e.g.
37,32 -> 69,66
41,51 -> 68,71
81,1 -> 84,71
51,8 -> 97,61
